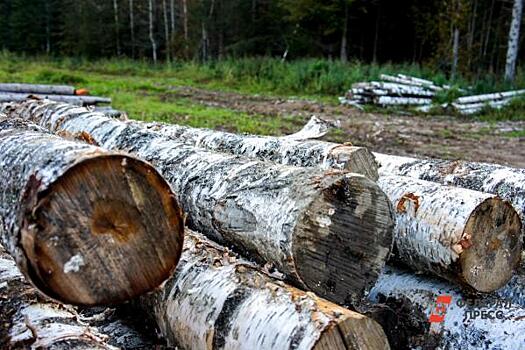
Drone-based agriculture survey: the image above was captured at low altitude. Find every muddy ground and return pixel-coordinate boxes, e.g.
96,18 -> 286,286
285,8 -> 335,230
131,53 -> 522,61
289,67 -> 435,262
166,86 -> 525,168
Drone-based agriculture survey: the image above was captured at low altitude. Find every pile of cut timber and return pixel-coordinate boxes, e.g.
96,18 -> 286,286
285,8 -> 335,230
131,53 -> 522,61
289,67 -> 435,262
339,74 -> 448,108
1,100 -> 525,349
0,83 -> 111,106
450,89 -> 525,115
340,74 -> 525,115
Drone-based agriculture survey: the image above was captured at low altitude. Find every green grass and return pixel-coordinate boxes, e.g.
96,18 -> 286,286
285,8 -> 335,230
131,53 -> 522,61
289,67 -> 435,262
0,51 -> 524,129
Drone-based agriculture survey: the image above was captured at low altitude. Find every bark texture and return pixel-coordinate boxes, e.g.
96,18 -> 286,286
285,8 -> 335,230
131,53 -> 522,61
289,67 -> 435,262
132,116 -> 379,180
374,152 -> 525,226
0,245 -> 155,349
139,230 -> 391,350
0,116 -> 184,305
368,266 -> 525,350
0,83 -> 75,95
378,175 -> 522,292
3,100 -> 396,306
0,93 -> 111,106
505,0 -> 523,82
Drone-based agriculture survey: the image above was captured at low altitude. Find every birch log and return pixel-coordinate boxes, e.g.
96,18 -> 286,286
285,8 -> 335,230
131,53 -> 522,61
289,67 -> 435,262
0,83 -> 76,95
373,153 -> 525,225
133,117 -> 379,180
352,82 -> 435,97
368,266 -> 525,350
378,175 -> 522,292
0,93 -> 111,106
379,74 -> 444,91
3,100 -> 396,306
505,0 -> 523,82
139,229 -> 390,350
373,96 -> 432,106
455,89 -> 525,104
0,244 -> 156,349
0,116 -> 184,305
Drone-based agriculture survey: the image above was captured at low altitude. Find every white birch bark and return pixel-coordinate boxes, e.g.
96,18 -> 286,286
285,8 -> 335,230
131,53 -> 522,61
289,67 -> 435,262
373,152 -> 525,226
139,229 -> 391,350
163,0 -> 171,62
451,28 -> 460,80
0,244 -> 155,349
2,100 -> 396,306
505,0 -> 524,82
0,84 -> 76,95
129,116 -> 379,180
455,89 -> 525,104
378,175 -> 522,292
0,115 -> 184,306
374,96 -> 432,106
368,266 -> 525,350
379,74 -> 444,91
148,0 -> 157,64
452,98 -> 514,114
0,93 -> 111,106
352,82 -> 435,97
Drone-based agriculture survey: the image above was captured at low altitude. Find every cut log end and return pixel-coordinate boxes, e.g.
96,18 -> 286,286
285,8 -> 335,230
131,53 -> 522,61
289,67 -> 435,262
330,146 -> 379,181
460,198 -> 522,292
21,154 -> 185,305
293,174 -> 394,306
314,303 -> 390,350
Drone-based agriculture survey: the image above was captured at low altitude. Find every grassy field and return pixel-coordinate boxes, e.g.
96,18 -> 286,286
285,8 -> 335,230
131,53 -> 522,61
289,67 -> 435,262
0,53 -> 524,135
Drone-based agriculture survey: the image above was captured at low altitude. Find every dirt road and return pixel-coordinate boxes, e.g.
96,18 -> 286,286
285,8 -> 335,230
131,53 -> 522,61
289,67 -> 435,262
166,86 -> 525,168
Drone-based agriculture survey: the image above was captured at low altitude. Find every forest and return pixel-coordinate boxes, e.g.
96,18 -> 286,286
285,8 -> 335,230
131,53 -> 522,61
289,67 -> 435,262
0,0 -> 523,83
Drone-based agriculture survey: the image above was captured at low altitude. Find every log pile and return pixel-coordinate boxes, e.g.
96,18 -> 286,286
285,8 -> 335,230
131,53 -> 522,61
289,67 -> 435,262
2,100 -> 396,307
0,83 -> 111,106
450,89 -> 525,115
339,74 -> 525,115
1,100 -> 525,349
339,74 -> 444,108
138,229 -> 390,350
113,114 -> 522,293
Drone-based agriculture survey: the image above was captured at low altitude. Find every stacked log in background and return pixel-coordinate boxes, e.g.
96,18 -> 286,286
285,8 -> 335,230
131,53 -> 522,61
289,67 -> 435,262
0,83 -> 111,106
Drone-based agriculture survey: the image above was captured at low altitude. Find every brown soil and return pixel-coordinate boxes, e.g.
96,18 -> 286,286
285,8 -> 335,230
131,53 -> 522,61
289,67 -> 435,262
167,86 -> 525,168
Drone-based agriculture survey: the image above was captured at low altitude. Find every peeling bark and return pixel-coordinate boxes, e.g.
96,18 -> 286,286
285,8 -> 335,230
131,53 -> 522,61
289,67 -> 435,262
0,94 -> 111,106
0,84 -> 76,95
139,229 -> 391,350
374,152 -> 525,227
0,245 -> 156,349
0,115 -> 184,305
2,100 -> 396,306
368,266 -> 525,350
378,175 -> 522,292
132,116 -> 379,180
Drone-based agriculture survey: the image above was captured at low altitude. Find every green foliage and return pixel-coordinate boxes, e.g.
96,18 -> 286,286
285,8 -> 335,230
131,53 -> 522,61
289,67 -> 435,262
0,54 -> 524,125
34,70 -> 86,85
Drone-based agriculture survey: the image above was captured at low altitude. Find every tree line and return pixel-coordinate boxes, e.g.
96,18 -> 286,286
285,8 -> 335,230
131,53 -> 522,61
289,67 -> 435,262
0,0 -> 523,81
